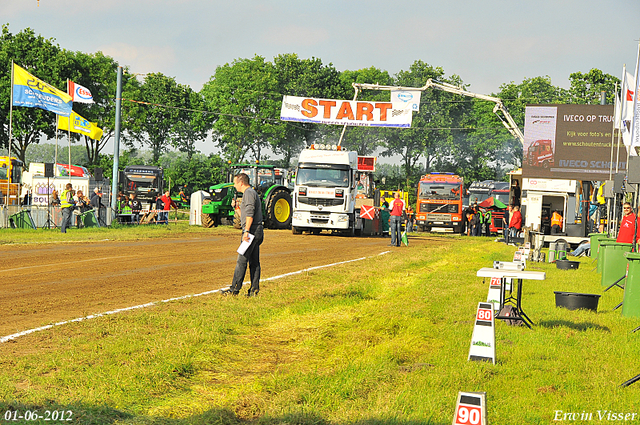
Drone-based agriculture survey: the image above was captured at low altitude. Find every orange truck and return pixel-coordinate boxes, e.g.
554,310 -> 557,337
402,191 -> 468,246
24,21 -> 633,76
415,173 -> 464,233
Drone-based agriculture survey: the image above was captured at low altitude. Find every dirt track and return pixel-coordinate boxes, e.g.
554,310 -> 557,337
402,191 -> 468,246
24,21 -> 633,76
0,230 -> 438,338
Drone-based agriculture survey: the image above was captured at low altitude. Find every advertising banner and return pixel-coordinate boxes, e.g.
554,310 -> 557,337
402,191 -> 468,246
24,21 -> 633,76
12,63 -> 72,116
280,95 -> 413,128
523,104 -> 625,179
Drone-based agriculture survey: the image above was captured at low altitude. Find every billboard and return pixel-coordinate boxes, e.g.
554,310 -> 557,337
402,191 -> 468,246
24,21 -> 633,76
523,104 -> 626,180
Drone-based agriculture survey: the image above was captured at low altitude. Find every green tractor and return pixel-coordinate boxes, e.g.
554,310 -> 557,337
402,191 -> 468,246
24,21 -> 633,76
201,164 -> 292,229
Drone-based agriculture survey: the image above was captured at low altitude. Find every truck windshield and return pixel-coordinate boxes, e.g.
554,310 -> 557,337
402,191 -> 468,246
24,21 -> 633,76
468,192 -> 490,204
419,182 -> 461,200
297,167 -> 349,188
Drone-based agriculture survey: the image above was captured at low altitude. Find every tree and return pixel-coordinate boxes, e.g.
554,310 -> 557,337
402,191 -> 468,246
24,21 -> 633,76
382,60 -> 463,181
161,152 -> 227,193
127,73 -> 205,163
0,25 -> 69,164
339,67 -> 394,155
201,56 -> 281,163
568,68 -> 620,105
272,53 -> 346,166
62,51 -> 140,168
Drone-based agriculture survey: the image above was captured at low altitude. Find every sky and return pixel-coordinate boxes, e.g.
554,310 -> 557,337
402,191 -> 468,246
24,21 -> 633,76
2,0 -> 640,158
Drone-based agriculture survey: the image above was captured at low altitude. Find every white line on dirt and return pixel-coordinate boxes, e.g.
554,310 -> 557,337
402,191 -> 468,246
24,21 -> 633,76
1,251 -> 391,343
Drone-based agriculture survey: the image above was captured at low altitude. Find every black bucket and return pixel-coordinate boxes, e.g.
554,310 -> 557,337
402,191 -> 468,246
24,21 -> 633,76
554,291 -> 600,311
556,260 -> 580,270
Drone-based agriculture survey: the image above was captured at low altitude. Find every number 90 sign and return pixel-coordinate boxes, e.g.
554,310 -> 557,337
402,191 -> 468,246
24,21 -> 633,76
455,405 -> 482,424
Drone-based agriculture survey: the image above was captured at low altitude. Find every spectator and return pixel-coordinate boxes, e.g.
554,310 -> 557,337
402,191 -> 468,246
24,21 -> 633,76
503,205 -> 511,243
464,203 -> 475,236
130,193 -> 143,223
569,241 -> 590,257
511,180 -> 521,206
469,205 -> 480,236
158,190 -> 178,224
51,190 -> 61,207
90,188 -> 102,209
509,205 -> 522,239
60,183 -> 75,233
380,201 -> 390,236
616,202 -> 639,244
389,192 -> 406,247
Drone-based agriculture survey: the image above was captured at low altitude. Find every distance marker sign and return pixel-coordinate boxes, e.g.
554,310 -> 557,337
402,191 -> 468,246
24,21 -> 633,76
468,302 -> 496,364
452,392 -> 487,425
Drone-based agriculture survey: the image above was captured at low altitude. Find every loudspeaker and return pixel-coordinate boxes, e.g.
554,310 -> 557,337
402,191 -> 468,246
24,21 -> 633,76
628,156 -> 640,184
119,171 -> 125,186
614,173 -> 626,194
94,167 -> 103,182
44,162 -> 54,178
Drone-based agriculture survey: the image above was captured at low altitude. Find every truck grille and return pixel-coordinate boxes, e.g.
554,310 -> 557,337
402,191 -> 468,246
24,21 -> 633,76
419,203 -> 459,214
298,196 -> 344,207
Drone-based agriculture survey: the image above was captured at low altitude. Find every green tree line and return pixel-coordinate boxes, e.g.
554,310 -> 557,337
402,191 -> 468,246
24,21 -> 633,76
0,24 -> 621,193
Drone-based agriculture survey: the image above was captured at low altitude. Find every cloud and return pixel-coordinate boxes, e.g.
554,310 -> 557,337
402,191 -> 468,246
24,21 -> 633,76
263,25 -> 331,48
99,43 -> 177,75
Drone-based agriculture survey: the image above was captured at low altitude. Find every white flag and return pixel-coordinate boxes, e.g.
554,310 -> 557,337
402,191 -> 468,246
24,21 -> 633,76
68,80 -> 94,104
617,71 -> 635,147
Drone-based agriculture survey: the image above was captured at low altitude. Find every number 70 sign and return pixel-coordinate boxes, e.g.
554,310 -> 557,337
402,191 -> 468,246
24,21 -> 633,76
452,392 -> 486,425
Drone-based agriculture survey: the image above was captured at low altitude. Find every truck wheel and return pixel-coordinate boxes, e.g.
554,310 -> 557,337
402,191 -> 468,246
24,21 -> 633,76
292,226 -> 302,235
233,210 -> 242,229
266,189 -> 292,229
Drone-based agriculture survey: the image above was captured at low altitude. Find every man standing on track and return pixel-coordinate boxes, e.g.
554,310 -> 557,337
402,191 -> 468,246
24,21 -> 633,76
389,192 -> 406,247
222,173 -> 264,297
60,183 -> 74,233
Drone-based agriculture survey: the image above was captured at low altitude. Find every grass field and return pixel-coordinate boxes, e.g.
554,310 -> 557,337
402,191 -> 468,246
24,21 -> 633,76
2,229 -> 640,424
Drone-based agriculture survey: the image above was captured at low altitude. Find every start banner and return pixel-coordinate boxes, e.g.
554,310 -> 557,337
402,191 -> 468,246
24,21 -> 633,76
280,95 -> 413,128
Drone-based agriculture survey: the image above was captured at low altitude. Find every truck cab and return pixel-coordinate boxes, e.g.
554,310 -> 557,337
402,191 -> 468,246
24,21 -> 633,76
292,145 -> 361,235
415,173 -> 464,233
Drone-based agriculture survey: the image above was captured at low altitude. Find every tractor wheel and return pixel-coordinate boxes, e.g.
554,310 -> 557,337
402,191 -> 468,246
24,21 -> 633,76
266,189 -> 292,229
201,213 -> 217,228
233,209 -> 242,229
201,199 -> 216,228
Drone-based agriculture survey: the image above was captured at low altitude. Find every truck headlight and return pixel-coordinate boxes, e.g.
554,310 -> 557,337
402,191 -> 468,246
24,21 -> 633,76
337,215 -> 348,222
293,212 -> 302,220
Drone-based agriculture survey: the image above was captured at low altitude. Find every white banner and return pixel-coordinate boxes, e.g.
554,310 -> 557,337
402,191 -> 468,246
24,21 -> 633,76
280,95 -> 413,128
391,90 -> 421,111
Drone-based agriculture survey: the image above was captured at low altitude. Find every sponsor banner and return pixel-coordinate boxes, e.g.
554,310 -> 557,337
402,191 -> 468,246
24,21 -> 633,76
57,111 -> 104,140
391,90 -> 421,111
280,95 -> 413,128
12,63 -> 72,116
523,104 -> 625,179
68,80 -> 94,104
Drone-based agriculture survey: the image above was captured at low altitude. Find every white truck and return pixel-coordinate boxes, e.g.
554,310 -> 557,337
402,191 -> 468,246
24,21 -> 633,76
292,145 -> 363,236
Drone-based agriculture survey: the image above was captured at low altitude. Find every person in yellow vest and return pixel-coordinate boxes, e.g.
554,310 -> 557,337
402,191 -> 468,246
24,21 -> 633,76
60,183 -> 75,233
551,210 -> 563,235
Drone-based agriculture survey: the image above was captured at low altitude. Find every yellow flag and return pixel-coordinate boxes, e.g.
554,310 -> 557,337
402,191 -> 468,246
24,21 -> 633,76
12,63 -> 73,116
57,111 -> 104,140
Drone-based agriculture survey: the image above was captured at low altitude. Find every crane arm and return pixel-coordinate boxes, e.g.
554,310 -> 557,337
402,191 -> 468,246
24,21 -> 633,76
352,79 -> 525,145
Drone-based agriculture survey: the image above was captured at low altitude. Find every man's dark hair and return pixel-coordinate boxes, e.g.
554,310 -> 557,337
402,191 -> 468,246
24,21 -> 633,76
234,173 -> 250,186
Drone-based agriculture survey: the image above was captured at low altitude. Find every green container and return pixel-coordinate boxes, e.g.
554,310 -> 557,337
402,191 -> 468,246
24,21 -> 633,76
9,210 -> 36,229
79,209 -> 99,228
597,237 -> 617,274
622,252 -> 640,317
599,241 -> 633,288
589,232 -> 607,258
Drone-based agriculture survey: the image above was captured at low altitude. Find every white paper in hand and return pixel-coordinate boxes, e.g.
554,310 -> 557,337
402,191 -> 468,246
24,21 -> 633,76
237,233 -> 255,255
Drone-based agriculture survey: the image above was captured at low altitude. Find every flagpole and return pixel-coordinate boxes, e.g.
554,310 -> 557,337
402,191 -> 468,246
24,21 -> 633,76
7,61 -> 14,208
630,41 -> 640,158
611,81 -> 619,180
68,118 -> 72,184
55,115 -> 59,166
